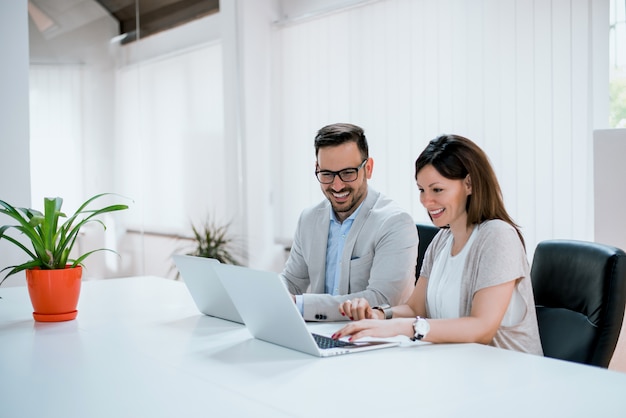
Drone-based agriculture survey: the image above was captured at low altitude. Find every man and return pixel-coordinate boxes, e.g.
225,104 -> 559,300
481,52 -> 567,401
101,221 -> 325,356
281,123 -> 418,321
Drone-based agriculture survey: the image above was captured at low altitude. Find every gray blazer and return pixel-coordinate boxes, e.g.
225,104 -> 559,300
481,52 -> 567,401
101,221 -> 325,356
280,187 -> 418,321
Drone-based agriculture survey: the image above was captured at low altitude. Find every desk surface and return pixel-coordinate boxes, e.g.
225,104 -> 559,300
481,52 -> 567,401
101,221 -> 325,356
1,276 -> 626,418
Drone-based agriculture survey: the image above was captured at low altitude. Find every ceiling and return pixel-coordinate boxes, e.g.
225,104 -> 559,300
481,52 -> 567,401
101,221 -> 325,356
95,0 -> 219,43
28,0 -> 219,44
27,0 -> 373,50
27,1 -> 365,45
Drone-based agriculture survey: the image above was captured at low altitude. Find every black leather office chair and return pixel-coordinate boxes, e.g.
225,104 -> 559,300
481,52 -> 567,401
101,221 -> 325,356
530,239 -> 626,368
416,223 -> 439,283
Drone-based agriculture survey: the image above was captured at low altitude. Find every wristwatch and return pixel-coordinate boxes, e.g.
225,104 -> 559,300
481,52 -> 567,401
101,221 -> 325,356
412,316 -> 430,341
373,304 -> 393,320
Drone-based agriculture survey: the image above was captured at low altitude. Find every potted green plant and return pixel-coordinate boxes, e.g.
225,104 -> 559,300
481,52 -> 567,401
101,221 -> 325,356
172,217 -> 243,279
0,193 -> 130,322
187,218 -> 242,265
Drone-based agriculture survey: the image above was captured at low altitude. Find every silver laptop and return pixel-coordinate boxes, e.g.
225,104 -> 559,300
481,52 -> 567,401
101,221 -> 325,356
173,255 -> 244,324
212,263 -> 400,357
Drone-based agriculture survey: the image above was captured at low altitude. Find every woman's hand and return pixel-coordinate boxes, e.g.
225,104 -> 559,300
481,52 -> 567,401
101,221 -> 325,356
332,318 -> 414,341
338,298 -> 381,320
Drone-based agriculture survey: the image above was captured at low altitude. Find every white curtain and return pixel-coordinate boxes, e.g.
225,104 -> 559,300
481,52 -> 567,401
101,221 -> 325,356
274,0 -> 608,257
29,64 -> 84,211
114,43 -> 225,234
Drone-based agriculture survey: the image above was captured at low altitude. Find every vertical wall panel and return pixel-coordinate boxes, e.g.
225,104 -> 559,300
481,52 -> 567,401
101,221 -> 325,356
348,7 -> 367,123
570,0 -> 593,241
591,0 -> 610,129
437,0 -> 455,132
277,24 -> 317,240
551,0 -> 574,238
532,0 -> 555,243
497,0 -> 519,217
464,1 -> 486,142
408,0 -> 431,221
326,13 -> 352,122
449,0 -> 469,135
514,0 -> 537,248
369,0 -> 392,196
383,0 -> 415,212
482,0 -> 503,163
421,1 -> 442,139
362,1 -> 389,196
308,20 -> 325,125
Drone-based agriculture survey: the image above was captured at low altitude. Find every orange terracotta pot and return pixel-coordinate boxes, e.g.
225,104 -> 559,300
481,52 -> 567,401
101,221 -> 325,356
26,266 -> 82,322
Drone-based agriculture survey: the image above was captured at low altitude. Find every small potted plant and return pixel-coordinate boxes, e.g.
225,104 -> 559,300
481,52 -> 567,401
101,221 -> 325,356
187,218 -> 242,265
172,217 -> 243,279
0,193 -> 130,322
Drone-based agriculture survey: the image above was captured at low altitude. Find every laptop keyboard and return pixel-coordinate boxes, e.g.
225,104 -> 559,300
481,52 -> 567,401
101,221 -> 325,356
312,333 -> 356,349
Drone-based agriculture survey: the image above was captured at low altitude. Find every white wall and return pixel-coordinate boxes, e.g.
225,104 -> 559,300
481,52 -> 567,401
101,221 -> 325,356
594,128 -> 626,251
274,0 -> 610,259
0,1 -> 32,286
222,0 -> 286,270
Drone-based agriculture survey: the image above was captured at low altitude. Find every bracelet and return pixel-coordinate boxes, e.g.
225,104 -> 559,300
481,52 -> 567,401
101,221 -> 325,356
373,304 -> 392,320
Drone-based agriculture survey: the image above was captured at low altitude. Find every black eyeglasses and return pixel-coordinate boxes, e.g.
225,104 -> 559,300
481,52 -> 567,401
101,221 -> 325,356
315,159 -> 368,184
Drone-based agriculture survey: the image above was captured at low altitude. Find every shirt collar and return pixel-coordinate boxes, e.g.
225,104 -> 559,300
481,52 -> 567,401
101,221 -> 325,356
329,201 -> 363,225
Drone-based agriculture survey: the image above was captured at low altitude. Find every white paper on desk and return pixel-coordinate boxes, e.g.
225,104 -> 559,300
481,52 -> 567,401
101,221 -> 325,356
306,322 -> 428,347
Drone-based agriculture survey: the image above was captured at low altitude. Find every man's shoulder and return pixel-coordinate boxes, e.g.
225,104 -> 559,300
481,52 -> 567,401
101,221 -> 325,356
360,192 -> 415,237
299,199 -> 329,219
368,190 -> 412,219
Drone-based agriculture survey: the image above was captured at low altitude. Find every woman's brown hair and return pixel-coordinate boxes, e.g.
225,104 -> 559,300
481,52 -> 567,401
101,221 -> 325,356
415,134 -> 524,248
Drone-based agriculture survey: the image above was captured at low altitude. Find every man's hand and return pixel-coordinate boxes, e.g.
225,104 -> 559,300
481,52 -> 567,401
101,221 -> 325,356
338,298 -> 382,320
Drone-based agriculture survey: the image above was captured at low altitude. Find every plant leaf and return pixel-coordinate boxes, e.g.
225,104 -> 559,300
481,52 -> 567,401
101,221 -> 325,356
0,193 -> 131,281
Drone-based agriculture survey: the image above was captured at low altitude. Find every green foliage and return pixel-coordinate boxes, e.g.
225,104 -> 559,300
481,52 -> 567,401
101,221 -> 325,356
610,76 -> 626,128
0,193 -> 130,285
186,219 -> 241,265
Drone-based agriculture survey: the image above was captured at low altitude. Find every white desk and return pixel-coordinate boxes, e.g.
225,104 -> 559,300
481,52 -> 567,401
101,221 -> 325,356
1,277 -> 626,418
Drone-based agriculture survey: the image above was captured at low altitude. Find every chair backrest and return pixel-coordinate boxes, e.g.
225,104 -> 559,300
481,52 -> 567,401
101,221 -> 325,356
530,239 -> 626,367
416,223 -> 439,283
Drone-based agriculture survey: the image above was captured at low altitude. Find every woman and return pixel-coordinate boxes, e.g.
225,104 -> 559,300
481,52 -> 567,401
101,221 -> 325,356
333,134 -> 543,355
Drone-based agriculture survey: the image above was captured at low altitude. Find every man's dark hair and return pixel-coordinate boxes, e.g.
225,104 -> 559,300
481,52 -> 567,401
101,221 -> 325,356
314,123 -> 369,160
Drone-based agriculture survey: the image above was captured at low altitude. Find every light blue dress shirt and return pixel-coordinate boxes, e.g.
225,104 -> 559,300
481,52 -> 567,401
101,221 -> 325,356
296,203 -> 362,315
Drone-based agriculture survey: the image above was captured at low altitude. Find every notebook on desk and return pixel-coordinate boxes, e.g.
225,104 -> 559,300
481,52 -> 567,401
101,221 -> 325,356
212,263 -> 400,357
173,255 -> 244,324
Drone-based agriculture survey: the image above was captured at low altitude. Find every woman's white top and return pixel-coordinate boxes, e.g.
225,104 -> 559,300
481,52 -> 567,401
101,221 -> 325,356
427,228 -> 477,319
426,223 -> 526,327
421,220 -> 542,354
